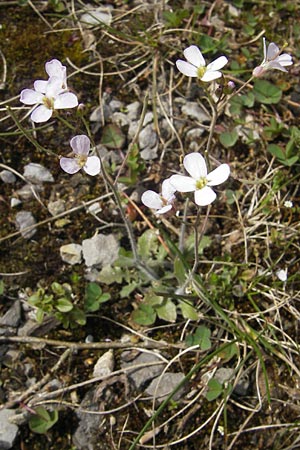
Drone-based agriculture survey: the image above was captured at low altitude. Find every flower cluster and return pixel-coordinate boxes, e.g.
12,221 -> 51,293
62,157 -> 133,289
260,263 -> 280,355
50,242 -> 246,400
142,153 -> 230,213
20,59 -> 78,123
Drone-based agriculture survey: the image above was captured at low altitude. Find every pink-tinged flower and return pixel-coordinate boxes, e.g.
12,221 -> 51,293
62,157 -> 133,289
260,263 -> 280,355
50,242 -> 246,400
20,76 -> 78,123
60,135 -> 101,176
253,38 -> 293,77
34,59 -> 68,94
170,153 -> 230,206
176,45 -> 228,82
141,178 -> 176,214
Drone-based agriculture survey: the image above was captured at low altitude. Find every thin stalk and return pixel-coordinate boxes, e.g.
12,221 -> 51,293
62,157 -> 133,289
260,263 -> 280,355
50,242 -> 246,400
100,161 -> 159,281
6,107 -> 57,157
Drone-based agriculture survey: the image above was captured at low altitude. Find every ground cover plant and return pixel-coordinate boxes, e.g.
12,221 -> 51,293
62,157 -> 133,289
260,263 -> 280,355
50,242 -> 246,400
0,0 -> 300,449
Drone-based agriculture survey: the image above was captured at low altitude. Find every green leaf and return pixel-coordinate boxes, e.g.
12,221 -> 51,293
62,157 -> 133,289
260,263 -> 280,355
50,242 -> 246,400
70,308 -> 86,326
100,124 -> 125,149
206,378 -> 223,401
155,299 -> 177,322
97,265 -> 124,284
253,80 -> 282,104
219,342 -> 238,362
267,144 -> 286,160
282,155 -> 298,166
56,298 -> 73,313
219,129 -> 238,148
29,407 -> 59,434
36,308 -> 44,323
178,300 -> 198,320
84,282 -> 110,312
186,325 -> 211,350
137,229 -> 158,259
173,257 -> 187,284
120,282 -> 138,298
131,304 -> 156,325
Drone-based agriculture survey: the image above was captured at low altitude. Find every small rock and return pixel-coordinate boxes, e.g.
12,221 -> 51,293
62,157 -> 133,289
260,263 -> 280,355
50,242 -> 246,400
138,124 -> 158,149
0,170 -> 16,184
214,368 -> 234,384
140,144 -> 159,160
0,409 -> 19,449
82,234 -> 119,267
109,99 -> 124,112
60,243 -> 83,265
234,375 -> 250,396
181,102 -> 210,123
111,112 -> 129,128
121,351 -> 166,390
73,389 -> 104,450
15,211 -> 36,239
23,163 -> 54,183
48,199 -> 66,216
143,111 -> 154,126
126,101 -> 141,121
127,121 -> 139,140
93,350 -> 114,378
145,372 -> 186,403
0,300 -> 21,335
16,184 -> 43,201
10,198 -> 22,208
80,6 -> 112,27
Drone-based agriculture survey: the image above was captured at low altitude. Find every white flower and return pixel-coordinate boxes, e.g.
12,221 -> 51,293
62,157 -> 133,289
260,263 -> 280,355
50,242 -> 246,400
170,153 -> 230,206
176,45 -> 228,82
253,38 -> 293,77
20,75 -> 78,123
284,200 -> 293,208
60,135 -> 101,176
276,268 -> 288,282
141,178 -> 176,214
34,59 -> 68,94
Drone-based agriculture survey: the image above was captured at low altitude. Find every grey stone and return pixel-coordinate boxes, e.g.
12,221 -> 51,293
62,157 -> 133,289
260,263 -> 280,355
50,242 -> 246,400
0,300 -> 21,335
181,102 -> 210,123
143,111 -> 154,126
145,372 -> 186,403
10,198 -> 22,208
82,234 -> 119,267
126,101 -> 141,121
138,124 -> 158,149
121,351 -> 166,390
15,211 -> 36,239
47,199 -> 66,216
16,184 -> 43,201
93,350 -> 114,378
109,99 -> 124,112
60,243 -> 82,265
214,368 -> 234,384
0,409 -> 19,449
140,144 -> 158,160
234,374 -> 250,396
23,163 -> 54,183
0,170 -> 16,184
127,121 -> 139,140
73,388 -> 104,450
111,112 -> 129,128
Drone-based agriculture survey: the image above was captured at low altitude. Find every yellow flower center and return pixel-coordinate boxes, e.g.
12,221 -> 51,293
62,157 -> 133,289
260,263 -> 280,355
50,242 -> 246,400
197,66 -> 207,79
42,96 -> 55,110
195,177 -> 207,190
75,154 -> 87,168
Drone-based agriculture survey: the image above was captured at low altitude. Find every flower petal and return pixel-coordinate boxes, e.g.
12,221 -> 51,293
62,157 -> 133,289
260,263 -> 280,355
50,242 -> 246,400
176,60 -> 198,77
54,92 -> 78,109
268,61 -> 288,72
161,178 -> 176,201
207,164 -> 230,186
156,205 -> 173,215
277,54 -> 293,66
20,89 -> 43,105
169,175 -> 196,192
207,56 -> 228,71
183,45 -> 205,67
34,80 -> 48,93
184,153 -> 207,179
201,70 -> 222,82
70,135 -> 90,156
60,157 -> 81,174
45,76 -> 64,97
84,156 -> 101,176
30,105 -> 53,123
267,42 -> 280,60
194,186 -> 216,206
46,59 -> 67,83
141,190 -> 163,210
